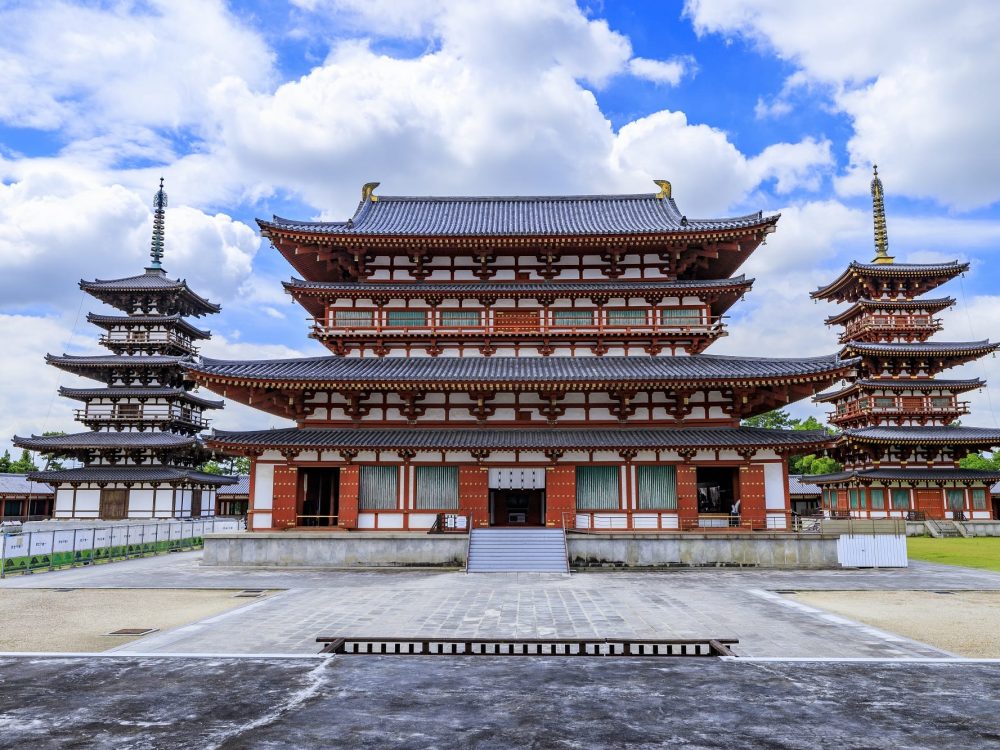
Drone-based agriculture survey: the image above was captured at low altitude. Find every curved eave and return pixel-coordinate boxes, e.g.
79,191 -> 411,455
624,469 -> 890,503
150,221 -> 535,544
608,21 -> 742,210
840,341 -> 998,359
824,297 -> 955,326
812,261 -> 968,302
838,429 -> 1000,446
80,280 -> 220,316
28,468 -> 238,486
57,386 -> 225,410
815,378 -> 985,403
85,313 -> 211,339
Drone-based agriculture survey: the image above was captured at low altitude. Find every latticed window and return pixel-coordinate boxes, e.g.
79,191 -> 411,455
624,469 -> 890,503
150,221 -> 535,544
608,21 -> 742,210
439,310 -> 480,327
114,403 -> 141,419
386,310 -> 427,328
946,489 -> 965,511
606,308 -> 646,327
869,488 -> 885,510
972,488 -> 987,510
414,466 -> 459,509
331,309 -> 374,327
552,309 -> 593,326
930,396 -> 953,409
575,466 -> 620,510
660,307 -> 702,326
359,466 -> 398,510
874,397 -> 896,409
891,488 -> 911,510
849,489 -> 860,508
636,465 -> 677,510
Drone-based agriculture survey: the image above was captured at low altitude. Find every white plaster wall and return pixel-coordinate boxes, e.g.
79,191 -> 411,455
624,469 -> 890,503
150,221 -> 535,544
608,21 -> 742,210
764,462 -> 787,510
253,464 -> 275,511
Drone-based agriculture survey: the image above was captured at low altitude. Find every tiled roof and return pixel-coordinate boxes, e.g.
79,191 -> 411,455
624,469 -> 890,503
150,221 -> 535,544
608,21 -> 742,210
842,426 -> 1000,445
0,473 -> 54,496
284,276 -> 752,294
207,426 -> 831,451
825,297 -> 954,326
80,269 -> 220,314
13,431 -> 199,450
47,354 -> 189,368
814,378 -> 985,403
58,387 -> 224,410
188,353 -> 854,386
804,469 -> 1000,484
787,474 -> 822,496
812,261 -> 967,300
28,467 -> 238,486
262,192 -> 778,237
217,474 -> 250,495
841,340 -> 997,356
86,313 -> 211,339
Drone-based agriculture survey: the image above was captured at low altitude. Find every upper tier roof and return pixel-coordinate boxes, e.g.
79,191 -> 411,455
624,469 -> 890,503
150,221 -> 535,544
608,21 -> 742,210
840,340 -> 998,358
13,431 -> 199,450
58,386 -> 224,410
46,354 -> 189,383
814,378 -> 984,403
80,268 -> 220,316
824,297 -> 954,326
186,353 -> 854,387
842,426 -> 1000,445
261,192 -> 779,238
812,261 -> 968,302
86,313 -> 211,339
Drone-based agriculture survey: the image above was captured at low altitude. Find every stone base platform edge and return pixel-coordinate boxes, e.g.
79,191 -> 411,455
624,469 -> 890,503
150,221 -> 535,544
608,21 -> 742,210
202,532 -> 840,569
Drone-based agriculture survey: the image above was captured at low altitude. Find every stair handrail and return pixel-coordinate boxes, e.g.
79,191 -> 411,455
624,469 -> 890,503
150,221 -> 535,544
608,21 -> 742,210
464,511 -> 474,574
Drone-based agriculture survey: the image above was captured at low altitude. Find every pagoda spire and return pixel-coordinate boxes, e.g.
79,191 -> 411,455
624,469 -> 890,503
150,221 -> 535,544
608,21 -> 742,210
870,165 -> 894,265
148,177 -> 168,271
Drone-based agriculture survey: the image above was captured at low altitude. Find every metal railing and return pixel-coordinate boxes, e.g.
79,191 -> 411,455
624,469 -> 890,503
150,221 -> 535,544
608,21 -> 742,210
427,512 -> 472,534
560,510 -> 902,534
0,518 -> 239,577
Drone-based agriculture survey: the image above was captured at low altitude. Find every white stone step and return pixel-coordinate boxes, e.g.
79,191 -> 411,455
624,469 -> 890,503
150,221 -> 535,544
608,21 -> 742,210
467,528 -> 569,573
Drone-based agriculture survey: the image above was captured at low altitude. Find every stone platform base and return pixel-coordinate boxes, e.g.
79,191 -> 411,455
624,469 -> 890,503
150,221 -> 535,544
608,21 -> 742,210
203,531 -> 840,569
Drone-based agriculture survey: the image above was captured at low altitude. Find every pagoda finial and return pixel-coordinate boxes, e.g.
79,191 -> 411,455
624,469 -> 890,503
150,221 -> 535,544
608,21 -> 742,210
148,177 -> 168,271
870,165 -> 894,265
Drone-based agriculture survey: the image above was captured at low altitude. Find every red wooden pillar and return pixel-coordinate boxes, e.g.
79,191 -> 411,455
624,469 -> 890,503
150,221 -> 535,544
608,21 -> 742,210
458,466 -> 489,527
339,465 -> 359,529
271,465 -> 298,530
676,464 -> 698,529
545,465 -> 576,527
739,464 -> 767,529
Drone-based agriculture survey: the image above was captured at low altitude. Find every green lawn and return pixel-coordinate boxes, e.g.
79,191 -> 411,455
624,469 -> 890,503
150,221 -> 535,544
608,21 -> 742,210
907,537 -> 1000,573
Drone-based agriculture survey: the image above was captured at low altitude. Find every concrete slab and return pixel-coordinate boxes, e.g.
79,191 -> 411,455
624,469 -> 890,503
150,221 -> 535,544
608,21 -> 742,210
0,655 -> 998,749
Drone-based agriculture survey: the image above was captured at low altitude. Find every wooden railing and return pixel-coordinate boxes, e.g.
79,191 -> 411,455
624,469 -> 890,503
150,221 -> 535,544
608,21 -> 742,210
99,331 -> 198,353
74,409 -> 209,428
313,316 -> 725,337
831,399 -> 969,421
843,314 -> 942,338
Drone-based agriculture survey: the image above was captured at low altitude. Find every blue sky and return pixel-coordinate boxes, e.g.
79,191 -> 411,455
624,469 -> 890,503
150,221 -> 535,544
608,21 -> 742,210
1,0 -> 999,453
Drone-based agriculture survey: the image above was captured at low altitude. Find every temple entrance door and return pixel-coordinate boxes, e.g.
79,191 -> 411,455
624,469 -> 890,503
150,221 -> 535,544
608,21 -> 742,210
490,489 -> 545,527
298,468 -> 340,527
494,309 -> 540,332
99,489 -> 129,520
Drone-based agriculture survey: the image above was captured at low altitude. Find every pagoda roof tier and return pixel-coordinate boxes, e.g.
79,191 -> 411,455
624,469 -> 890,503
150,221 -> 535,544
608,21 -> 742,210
80,269 -> 220,316
811,261 -> 967,303
28,467 -> 238,486
802,468 -> 1000,485
58,386 -> 224,410
206,426 -> 831,453
186,353 -> 855,390
824,297 -> 954,326
815,378 -> 984,403
46,354 -> 189,383
14,431 -> 199,451
284,276 -> 753,317
86,313 -> 211,340
841,426 -> 1000,446
260,191 -> 778,239
839,340 -> 998,373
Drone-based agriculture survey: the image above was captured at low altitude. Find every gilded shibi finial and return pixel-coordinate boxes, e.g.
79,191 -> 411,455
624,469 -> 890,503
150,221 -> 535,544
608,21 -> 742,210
653,179 -> 672,200
870,165 -> 894,265
149,177 -> 168,270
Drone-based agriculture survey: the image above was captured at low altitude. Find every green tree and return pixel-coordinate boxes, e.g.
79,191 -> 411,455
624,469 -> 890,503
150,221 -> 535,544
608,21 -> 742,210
960,452 -> 1000,471
9,450 -> 38,473
0,449 -> 11,473
741,409 -> 797,430
790,453 -> 842,475
201,455 -> 251,475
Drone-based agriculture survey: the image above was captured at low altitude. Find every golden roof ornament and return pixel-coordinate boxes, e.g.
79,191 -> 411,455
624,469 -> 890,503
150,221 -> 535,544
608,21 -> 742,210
870,165 -> 894,264
653,179 -> 672,199
361,182 -> 380,203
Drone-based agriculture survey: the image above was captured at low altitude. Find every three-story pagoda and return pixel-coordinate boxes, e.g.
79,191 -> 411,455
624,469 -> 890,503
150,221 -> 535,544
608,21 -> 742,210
13,181 -> 236,519
808,168 -> 1000,520
188,180 -> 856,533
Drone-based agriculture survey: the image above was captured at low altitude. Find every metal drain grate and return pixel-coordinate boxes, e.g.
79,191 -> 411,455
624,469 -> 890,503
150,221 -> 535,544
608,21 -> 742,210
318,636 -> 737,657
106,628 -> 158,637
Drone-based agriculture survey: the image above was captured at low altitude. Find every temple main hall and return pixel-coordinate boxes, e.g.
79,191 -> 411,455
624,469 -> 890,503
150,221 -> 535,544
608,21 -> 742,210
186,180 -> 863,532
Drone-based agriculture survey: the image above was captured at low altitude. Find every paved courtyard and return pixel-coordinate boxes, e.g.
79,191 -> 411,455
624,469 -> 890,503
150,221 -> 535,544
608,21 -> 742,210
3,551 -> 1000,658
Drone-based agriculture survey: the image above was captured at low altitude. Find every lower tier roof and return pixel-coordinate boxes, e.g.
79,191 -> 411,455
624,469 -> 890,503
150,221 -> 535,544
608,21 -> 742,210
14,431 -> 199,451
28,467 -> 238,486
802,469 -> 1000,484
207,426 -> 830,452
842,426 -> 1000,445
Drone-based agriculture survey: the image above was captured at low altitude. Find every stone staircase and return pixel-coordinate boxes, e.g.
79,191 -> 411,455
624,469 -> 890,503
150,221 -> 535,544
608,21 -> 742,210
466,528 -> 570,573
925,519 -> 966,538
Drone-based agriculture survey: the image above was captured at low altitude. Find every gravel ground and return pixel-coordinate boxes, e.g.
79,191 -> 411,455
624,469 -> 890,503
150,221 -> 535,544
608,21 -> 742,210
789,590 -> 1000,658
0,589 -> 266,652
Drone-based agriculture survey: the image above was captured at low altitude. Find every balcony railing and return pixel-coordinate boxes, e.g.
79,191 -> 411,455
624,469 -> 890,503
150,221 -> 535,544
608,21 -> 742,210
312,316 -> 725,338
843,314 -> 942,338
831,399 -> 970,421
99,332 -> 199,353
74,409 -> 209,429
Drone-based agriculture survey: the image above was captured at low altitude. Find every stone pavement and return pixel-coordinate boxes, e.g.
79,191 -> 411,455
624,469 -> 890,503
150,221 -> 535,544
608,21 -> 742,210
2,655 -> 999,749
4,552 -> 999,658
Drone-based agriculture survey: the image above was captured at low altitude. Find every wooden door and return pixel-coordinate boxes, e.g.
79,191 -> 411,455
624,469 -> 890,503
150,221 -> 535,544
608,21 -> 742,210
916,489 -> 943,519
190,490 -> 203,518
494,309 -> 540,332
99,489 -> 129,520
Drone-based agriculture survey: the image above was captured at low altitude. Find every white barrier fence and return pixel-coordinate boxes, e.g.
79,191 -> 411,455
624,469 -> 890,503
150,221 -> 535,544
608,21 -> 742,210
0,518 -> 241,577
